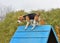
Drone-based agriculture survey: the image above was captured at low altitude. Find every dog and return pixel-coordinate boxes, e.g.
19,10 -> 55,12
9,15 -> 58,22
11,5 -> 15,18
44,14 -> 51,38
17,13 -> 41,30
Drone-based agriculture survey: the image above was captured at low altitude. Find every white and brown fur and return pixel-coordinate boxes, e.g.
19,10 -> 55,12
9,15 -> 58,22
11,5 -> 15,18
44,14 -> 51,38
17,13 -> 41,30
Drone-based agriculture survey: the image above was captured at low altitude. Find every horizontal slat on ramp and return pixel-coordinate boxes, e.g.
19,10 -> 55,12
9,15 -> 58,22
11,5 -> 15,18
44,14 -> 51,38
13,31 -> 49,37
10,38 -> 48,43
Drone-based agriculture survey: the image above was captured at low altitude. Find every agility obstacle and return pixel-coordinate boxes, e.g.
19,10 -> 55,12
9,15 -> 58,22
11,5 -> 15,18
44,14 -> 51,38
10,25 -> 59,43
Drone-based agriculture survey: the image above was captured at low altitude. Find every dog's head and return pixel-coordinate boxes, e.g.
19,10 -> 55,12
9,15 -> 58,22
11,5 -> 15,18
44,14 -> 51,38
17,16 -> 24,23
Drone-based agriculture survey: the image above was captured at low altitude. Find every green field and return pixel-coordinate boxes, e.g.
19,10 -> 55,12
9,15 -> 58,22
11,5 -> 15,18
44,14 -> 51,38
0,9 -> 60,43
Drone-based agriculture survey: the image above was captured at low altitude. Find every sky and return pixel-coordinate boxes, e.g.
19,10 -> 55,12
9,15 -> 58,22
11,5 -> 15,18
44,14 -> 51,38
0,0 -> 60,11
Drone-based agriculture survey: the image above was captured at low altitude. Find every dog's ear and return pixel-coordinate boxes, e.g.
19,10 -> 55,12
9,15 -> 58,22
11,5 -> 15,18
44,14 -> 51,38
17,16 -> 23,23
26,16 -> 30,22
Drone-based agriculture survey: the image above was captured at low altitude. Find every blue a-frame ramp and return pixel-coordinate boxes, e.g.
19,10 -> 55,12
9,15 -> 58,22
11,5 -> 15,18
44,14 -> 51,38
10,25 -> 59,43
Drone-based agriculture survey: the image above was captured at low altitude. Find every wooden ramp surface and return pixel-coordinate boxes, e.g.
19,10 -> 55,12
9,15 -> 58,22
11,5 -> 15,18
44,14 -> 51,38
10,25 -> 59,43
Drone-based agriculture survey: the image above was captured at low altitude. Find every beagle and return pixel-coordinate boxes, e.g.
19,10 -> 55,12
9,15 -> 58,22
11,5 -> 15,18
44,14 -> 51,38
17,13 -> 41,30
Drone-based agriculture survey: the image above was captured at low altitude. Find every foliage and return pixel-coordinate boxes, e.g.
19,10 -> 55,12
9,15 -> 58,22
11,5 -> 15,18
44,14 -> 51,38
0,9 -> 60,43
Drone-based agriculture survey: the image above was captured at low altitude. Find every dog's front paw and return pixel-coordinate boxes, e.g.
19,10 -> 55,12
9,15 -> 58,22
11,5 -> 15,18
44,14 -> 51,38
24,27 -> 27,30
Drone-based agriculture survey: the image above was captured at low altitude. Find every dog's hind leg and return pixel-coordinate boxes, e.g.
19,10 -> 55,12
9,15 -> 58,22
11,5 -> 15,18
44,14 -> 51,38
31,20 -> 37,30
